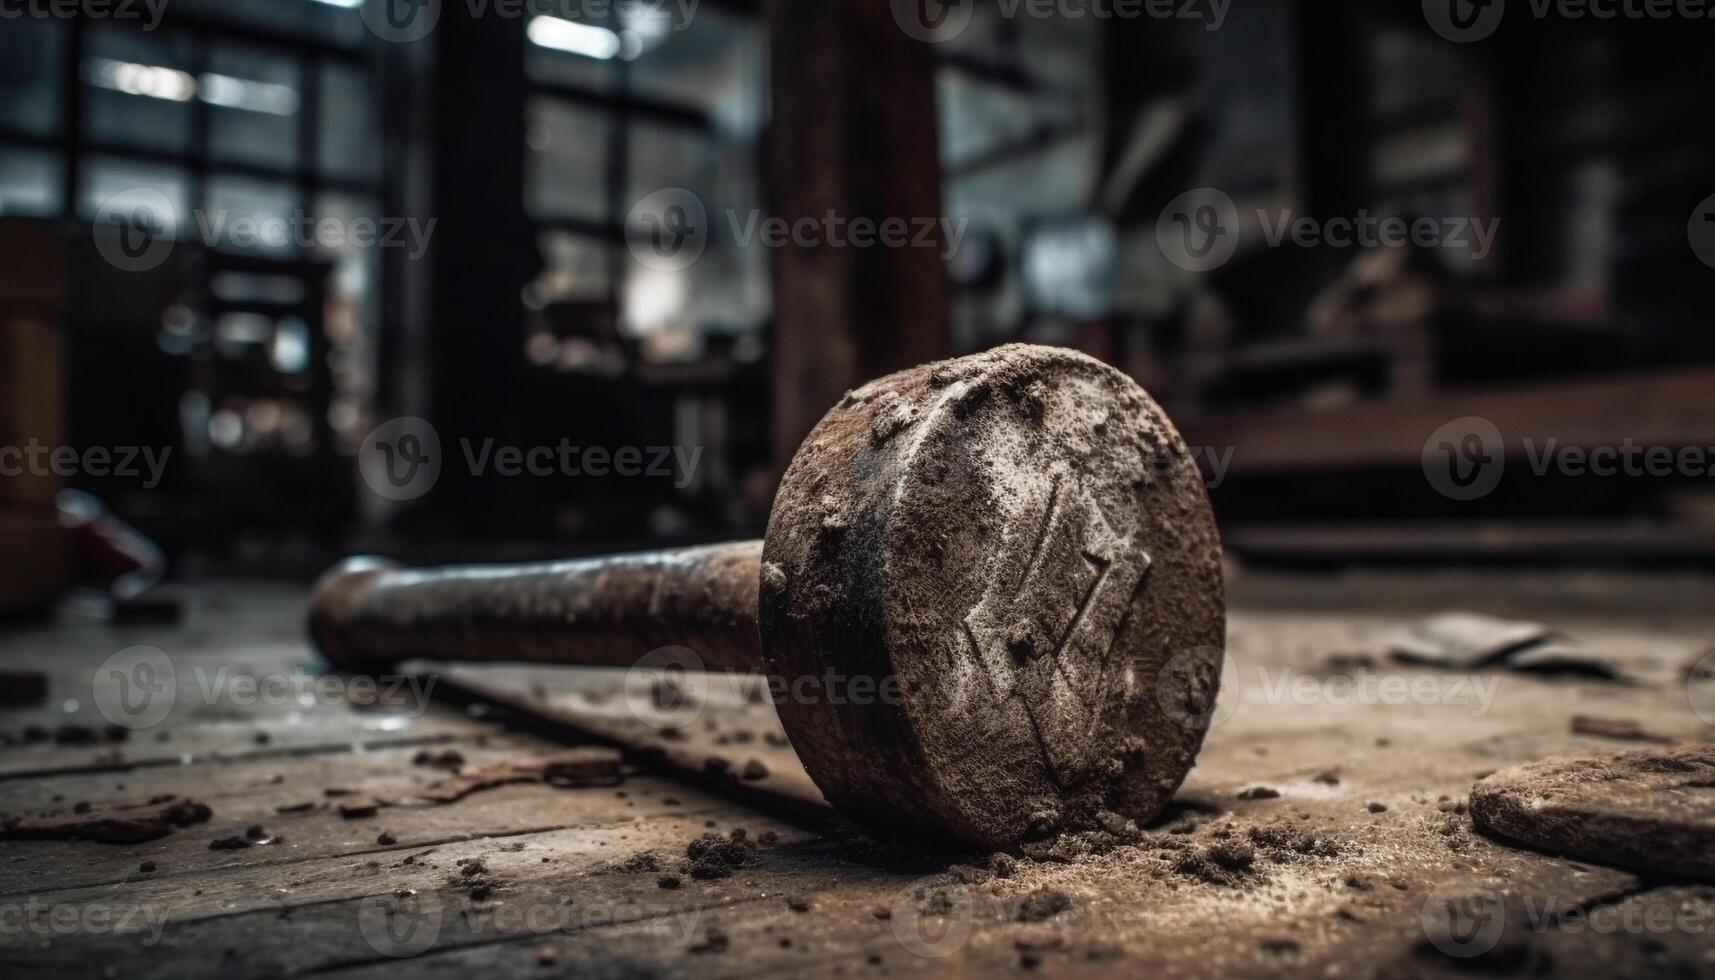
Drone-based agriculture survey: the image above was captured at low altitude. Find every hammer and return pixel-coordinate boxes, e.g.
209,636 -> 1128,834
310,345 -> 1225,849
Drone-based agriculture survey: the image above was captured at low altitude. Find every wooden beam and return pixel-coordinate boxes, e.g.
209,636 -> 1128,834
1225,521 -> 1715,564
425,6 -> 533,533
1182,369 -> 1715,476
765,0 -> 953,470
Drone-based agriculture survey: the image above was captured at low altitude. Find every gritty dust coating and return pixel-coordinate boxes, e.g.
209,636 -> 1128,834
760,344 -> 1225,850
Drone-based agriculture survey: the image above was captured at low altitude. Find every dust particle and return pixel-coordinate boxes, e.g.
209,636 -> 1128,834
686,832 -> 756,880
619,851 -> 662,874
689,928 -> 729,954
1015,889 -> 1073,922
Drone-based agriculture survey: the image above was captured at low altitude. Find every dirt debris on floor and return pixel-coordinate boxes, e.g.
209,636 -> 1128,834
415,747 -> 624,803
5,574 -> 1714,978
1569,714 -> 1677,744
0,795 -> 212,845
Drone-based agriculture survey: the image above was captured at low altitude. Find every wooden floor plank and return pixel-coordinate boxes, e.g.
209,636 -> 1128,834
1,573 -> 1711,978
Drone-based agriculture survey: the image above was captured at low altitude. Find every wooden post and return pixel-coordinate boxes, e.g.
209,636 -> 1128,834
0,221 -> 68,612
425,8 -> 534,533
766,0 -> 953,471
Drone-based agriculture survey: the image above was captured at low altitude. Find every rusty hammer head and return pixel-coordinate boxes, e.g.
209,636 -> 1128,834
757,345 -> 1224,847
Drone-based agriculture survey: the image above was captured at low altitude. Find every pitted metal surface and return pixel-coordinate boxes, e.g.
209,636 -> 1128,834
760,344 -> 1224,848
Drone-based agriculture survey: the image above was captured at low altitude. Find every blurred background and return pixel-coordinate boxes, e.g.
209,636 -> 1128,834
2,0 -> 1713,614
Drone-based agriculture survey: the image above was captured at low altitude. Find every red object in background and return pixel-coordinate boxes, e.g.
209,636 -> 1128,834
58,490 -> 166,602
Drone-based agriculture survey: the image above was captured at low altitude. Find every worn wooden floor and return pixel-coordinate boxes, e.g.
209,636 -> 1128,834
1,570 -> 1713,978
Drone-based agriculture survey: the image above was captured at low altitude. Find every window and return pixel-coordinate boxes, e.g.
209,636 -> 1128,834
526,98 -> 612,223
83,26 -> 200,154
0,18 -> 67,138
523,8 -> 769,364
207,43 -> 303,171
0,2 -> 387,470
77,156 -> 193,234
0,150 -> 64,218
